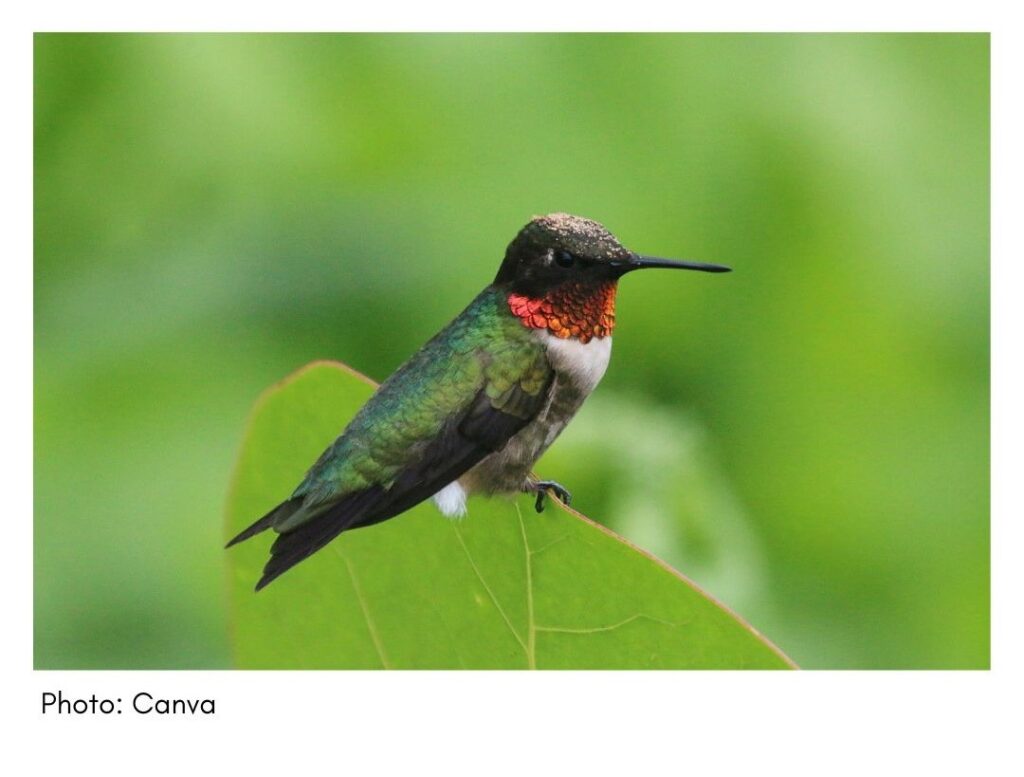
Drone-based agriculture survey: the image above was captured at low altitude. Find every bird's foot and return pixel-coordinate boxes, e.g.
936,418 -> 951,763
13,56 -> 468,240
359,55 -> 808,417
527,480 -> 572,513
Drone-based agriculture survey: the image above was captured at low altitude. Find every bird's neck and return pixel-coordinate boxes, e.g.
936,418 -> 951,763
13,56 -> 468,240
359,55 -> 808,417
506,281 -> 617,344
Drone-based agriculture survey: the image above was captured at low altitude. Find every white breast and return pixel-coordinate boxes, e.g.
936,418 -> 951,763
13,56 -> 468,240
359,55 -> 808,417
541,332 -> 612,394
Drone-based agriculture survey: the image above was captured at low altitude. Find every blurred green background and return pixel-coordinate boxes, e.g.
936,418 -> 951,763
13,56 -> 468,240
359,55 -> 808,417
34,33 -> 989,669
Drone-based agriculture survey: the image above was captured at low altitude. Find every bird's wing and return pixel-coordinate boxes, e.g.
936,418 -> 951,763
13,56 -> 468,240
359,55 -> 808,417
227,288 -> 555,589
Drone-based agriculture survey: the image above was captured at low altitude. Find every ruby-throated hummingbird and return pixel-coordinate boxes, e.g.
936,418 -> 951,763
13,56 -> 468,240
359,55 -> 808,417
228,213 -> 730,590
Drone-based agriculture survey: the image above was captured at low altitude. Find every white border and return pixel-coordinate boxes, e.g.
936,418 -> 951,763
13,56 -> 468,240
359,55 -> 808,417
8,4 -> 1019,774
20,1 -> 996,33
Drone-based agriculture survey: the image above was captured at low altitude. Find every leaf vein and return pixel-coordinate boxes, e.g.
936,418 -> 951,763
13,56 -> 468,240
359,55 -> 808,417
516,502 -> 537,669
528,533 -> 571,557
453,525 -> 528,655
535,613 -> 680,635
337,548 -> 392,669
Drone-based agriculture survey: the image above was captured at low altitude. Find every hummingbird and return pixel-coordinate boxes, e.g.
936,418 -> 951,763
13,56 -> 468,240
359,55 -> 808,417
227,213 -> 730,590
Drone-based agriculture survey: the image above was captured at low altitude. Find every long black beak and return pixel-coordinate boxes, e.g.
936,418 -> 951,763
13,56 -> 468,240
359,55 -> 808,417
614,254 -> 732,275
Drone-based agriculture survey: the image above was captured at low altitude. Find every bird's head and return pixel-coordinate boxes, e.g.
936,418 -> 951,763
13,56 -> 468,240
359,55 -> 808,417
494,213 -> 730,343
494,213 -> 729,294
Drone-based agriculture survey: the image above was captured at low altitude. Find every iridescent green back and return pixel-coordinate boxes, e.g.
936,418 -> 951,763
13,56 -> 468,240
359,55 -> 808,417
294,287 -> 548,504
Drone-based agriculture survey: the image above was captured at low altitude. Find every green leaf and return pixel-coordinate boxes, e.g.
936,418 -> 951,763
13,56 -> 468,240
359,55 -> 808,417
225,361 -> 795,669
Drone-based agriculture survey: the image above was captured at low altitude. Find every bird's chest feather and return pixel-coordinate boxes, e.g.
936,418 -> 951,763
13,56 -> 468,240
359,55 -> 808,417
541,331 -> 612,395
526,331 -> 612,450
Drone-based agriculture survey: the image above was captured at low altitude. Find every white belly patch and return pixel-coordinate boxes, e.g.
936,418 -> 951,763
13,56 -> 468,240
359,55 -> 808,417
432,480 -> 468,518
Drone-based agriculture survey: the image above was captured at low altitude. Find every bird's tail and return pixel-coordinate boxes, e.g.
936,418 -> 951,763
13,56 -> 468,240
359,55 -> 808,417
225,498 -> 303,548
254,487 -> 385,590
226,488 -> 387,590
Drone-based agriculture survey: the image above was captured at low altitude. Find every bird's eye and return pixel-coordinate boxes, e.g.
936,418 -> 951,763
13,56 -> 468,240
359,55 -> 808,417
554,250 -> 575,268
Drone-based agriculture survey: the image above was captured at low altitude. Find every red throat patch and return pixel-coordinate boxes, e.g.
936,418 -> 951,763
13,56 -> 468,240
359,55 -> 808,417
507,282 -> 617,344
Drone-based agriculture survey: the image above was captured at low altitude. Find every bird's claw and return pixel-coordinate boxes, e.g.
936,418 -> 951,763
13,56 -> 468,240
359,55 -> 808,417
532,480 -> 572,513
